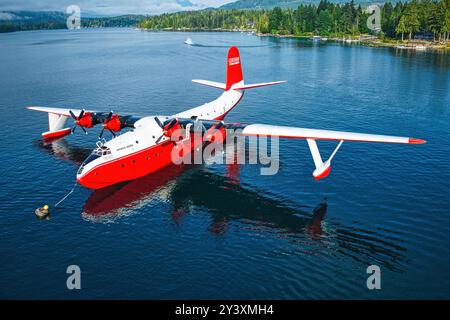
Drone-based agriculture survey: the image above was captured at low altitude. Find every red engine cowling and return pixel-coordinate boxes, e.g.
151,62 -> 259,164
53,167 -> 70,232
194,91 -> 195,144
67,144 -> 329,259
103,114 -> 122,132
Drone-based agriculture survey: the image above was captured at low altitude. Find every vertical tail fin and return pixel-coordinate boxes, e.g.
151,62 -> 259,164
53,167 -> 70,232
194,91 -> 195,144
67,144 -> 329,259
226,46 -> 244,91
192,46 -> 285,91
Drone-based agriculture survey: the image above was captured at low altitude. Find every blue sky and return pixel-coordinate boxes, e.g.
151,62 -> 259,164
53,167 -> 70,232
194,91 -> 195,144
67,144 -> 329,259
0,0 -> 234,15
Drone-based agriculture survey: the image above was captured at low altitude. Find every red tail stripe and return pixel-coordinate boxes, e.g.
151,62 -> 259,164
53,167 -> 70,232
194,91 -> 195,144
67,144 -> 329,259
225,46 -> 243,91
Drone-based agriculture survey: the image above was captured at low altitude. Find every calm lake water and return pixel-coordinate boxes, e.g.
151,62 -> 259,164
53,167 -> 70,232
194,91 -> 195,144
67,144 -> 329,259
0,29 -> 449,299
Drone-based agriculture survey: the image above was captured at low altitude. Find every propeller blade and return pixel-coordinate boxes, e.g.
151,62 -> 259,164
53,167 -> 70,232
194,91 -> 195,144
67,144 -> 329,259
210,122 -> 224,135
155,134 -> 164,144
71,126 -> 76,133
81,126 -> 87,135
108,129 -> 116,138
99,127 -> 105,139
106,111 -> 113,122
166,119 -> 178,131
192,119 -> 206,134
154,117 -> 164,128
69,110 -> 77,120
78,109 -> 85,120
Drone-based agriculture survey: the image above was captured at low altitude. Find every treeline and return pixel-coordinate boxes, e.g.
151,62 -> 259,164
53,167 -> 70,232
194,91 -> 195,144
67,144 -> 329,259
0,14 -> 144,33
83,15 -> 146,28
139,0 -> 450,41
138,9 -> 262,31
0,22 -> 66,33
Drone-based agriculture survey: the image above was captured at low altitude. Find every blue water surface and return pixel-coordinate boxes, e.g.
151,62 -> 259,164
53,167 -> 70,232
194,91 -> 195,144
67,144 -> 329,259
0,29 -> 449,299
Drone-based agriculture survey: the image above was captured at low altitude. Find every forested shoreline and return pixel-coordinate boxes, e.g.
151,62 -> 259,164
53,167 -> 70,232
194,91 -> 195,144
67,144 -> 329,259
139,0 -> 450,42
2,0 -> 449,42
0,14 -> 144,33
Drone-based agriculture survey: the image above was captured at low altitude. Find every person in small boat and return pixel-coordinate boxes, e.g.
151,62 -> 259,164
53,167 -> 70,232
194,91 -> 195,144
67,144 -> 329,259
35,205 -> 49,218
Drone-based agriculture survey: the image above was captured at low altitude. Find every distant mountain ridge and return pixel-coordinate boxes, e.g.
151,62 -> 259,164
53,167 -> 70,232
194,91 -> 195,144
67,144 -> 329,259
0,11 -> 67,24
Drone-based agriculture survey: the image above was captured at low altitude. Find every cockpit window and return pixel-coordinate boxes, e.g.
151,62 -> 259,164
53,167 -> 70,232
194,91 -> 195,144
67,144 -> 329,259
77,142 -> 112,175
77,147 -> 111,175
92,146 -> 112,157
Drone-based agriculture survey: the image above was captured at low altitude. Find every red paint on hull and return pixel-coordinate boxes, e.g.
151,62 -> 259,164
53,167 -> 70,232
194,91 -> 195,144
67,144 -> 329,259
78,141 -> 176,189
78,133 -> 207,190
78,99 -> 243,190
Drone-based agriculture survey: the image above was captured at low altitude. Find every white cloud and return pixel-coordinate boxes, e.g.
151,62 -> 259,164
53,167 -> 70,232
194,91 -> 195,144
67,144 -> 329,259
0,12 -> 20,20
0,0 -> 234,15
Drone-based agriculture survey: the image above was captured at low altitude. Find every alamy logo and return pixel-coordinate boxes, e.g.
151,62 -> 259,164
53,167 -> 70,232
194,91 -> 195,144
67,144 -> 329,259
228,57 -> 240,66
169,128 -> 280,175
66,265 -> 81,290
366,265 -> 381,290
366,5 -> 381,32
66,5 -> 81,30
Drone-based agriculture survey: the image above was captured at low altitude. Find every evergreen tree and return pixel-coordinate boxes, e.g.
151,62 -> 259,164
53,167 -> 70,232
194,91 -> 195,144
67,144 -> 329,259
269,7 -> 283,34
404,0 -> 421,39
136,1 -> 450,42
317,9 -> 333,34
258,12 -> 269,34
396,15 -> 408,40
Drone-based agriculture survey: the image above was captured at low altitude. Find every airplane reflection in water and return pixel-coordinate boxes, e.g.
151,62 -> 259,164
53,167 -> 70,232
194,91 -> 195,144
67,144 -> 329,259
36,138 -> 407,272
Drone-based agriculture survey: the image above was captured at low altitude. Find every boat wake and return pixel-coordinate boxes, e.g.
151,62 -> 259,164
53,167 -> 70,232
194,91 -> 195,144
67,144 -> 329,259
184,37 -> 268,48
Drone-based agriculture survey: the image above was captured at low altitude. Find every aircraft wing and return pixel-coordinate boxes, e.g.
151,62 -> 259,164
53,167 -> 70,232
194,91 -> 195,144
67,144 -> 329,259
170,117 -> 425,180
239,124 -> 424,144
27,106 -> 95,117
237,123 -> 425,180
27,106 -> 141,139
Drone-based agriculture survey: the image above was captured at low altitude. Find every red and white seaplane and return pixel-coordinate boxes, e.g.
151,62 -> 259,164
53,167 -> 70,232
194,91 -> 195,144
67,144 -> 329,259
28,46 -> 425,190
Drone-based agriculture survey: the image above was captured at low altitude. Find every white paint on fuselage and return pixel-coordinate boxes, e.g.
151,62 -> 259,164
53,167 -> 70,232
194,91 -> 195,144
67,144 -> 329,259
173,89 -> 243,119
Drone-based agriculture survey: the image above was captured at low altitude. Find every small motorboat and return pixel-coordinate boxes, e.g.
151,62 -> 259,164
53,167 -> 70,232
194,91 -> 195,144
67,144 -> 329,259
184,37 -> 194,45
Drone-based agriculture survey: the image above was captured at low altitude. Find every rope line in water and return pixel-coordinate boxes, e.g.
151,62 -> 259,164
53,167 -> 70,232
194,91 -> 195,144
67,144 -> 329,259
54,181 -> 78,207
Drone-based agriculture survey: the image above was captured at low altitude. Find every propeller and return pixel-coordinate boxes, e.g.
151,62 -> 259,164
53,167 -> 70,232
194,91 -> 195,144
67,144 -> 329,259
154,116 -> 164,128
206,121 -> 225,142
99,111 -> 114,139
69,109 -> 87,134
209,121 -> 224,135
155,117 -> 179,144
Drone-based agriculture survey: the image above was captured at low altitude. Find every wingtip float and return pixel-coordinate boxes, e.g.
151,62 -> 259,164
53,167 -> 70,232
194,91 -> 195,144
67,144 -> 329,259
27,46 -> 425,189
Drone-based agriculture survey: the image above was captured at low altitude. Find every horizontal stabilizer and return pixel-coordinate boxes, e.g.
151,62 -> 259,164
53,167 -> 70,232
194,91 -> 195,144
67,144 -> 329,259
192,79 -> 286,91
192,79 -> 226,90
232,81 -> 287,90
